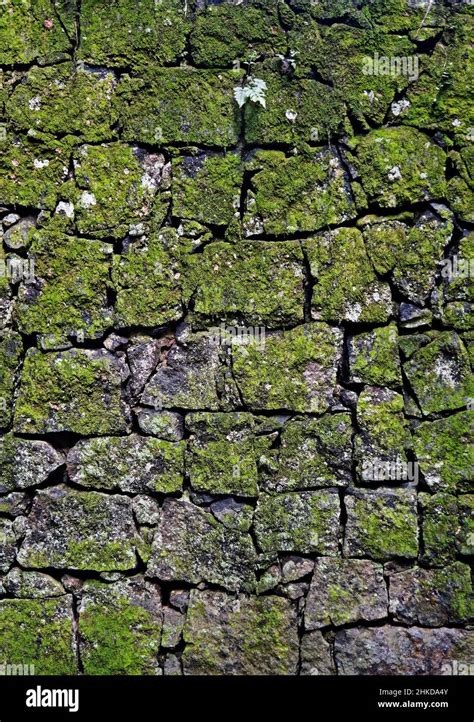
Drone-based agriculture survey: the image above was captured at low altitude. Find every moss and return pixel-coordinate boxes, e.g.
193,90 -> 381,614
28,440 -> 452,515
345,489 -> 418,560
116,68 -> 242,146
414,412 -> 473,494
14,348 -> 128,435
184,240 -> 304,328
348,324 -> 402,388
457,495 -> 474,557
79,579 -> 162,675
0,331 -> 22,429
186,412 -> 258,497
403,331 -> 473,415
79,0 -> 189,71
232,323 -> 342,413
70,142 -> 170,239
420,492 -> 459,567
244,149 -> 356,236
7,64 -> 118,143
112,227 -> 183,328
190,3 -> 285,67
15,230 -> 113,343
0,0 -> 75,65
354,127 -> 446,208
0,134 -> 68,209
173,152 -> 242,226
0,598 -> 77,675
304,227 -> 392,323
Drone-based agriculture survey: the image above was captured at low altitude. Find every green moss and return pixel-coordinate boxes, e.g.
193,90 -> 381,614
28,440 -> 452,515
79,580 -> 162,675
0,331 -> 22,429
15,230 -> 113,343
304,228 -> 392,323
116,68 -> 242,146
112,228 -> 183,328
0,598 -> 77,675
0,0 -> 75,65
354,127 -> 446,207
244,149 -> 356,236
173,152 -> 242,227
349,324 -> 402,388
232,323 -> 342,413
14,348 -> 128,435
79,0 -> 189,71
184,240 -> 304,327
7,64 -> 118,143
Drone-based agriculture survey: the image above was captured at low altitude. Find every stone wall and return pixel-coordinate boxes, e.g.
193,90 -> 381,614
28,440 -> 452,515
0,0 -> 472,675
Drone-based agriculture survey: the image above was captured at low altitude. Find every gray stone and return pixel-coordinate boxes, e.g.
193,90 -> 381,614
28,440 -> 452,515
0,434 -> 64,493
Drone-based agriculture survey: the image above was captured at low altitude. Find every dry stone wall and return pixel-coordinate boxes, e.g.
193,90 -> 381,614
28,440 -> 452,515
0,0 -> 473,676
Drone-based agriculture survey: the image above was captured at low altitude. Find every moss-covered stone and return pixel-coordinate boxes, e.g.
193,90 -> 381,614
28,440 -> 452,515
243,149 -> 356,236
232,323 -> 343,412
79,0 -> 189,71
0,330 -> 22,429
67,435 -> 184,494
7,65 -> 118,143
112,228 -> 183,328
17,485 -> 139,571
148,498 -> 256,592
420,492 -> 459,567
389,563 -> 473,626
182,589 -> 298,675
186,412 -> 259,497
71,143 -> 170,239
0,135 -> 68,209
173,152 -> 242,226
2,569 -> 65,598
354,127 -> 446,208
305,558 -> 387,629
259,413 -> 353,492
348,324 -> 401,388
457,495 -> 474,558
14,348 -> 129,435
344,488 -> 418,560
184,240 -> 304,327
116,68 -> 241,145
414,412 -> 473,494
403,331 -> 472,415
0,0 -> 75,65
355,387 -> 412,482
0,597 -> 77,674
363,211 -> 453,305
0,518 -> 16,572
0,433 -> 63,492
79,576 -> 162,675
14,231 -> 113,344
304,228 -> 392,323
190,3 -> 285,67
254,490 -> 340,554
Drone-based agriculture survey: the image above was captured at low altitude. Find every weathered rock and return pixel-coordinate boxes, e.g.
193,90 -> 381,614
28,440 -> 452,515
0,597 -> 77,674
254,491 -> 340,555
335,626 -> 474,675
300,632 -> 336,676
186,412 -> 258,496
232,324 -> 343,413
161,606 -> 185,650
17,486 -> 139,571
420,492 -> 460,567
182,589 -> 299,675
2,569 -> 65,598
79,576 -> 162,675
210,498 -> 254,532
305,558 -> 388,630
0,519 -> 16,572
67,435 -> 184,494
305,228 -> 392,324
281,556 -> 314,584
347,324 -> 402,388
344,488 -> 418,560
14,348 -> 129,435
259,413 -> 352,491
0,331 -> 22,429
148,499 -> 256,592
389,563 -> 473,626
136,409 -> 184,441
0,433 -> 64,493
414,412 -> 473,494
